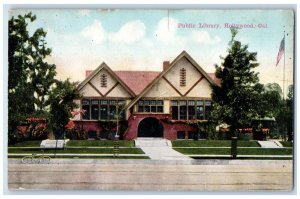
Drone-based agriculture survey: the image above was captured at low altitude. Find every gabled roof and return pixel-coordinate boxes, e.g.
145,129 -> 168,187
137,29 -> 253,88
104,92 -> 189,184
77,62 -> 136,97
125,50 -> 217,109
115,71 -> 160,95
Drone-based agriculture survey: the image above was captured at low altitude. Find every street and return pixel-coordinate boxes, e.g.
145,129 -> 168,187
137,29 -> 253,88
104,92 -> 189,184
8,159 -> 293,191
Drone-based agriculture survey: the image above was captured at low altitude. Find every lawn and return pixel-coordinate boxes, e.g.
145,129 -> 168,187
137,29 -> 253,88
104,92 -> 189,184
280,141 -> 293,147
9,140 -> 135,147
8,147 -> 144,154
8,155 -> 149,159
8,141 -> 41,147
172,140 -> 260,147
67,140 -> 135,147
174,147 -> 293,155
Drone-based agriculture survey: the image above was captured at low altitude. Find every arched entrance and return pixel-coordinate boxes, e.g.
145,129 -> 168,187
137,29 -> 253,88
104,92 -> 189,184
138,117 -> 163,137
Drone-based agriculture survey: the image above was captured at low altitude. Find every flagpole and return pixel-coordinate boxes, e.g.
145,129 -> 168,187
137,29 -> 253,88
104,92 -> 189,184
283,29 -> 286,100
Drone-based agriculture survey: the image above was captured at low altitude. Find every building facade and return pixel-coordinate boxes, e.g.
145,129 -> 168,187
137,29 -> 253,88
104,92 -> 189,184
72,51 -> 220,140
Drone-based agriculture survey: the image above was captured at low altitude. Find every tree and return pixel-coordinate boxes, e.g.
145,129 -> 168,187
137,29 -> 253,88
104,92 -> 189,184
211,28 -> 261,134
257,83 -> 283,118
49,79 -> 81,139
285,85 -> 294,140
8,12 -> 56,142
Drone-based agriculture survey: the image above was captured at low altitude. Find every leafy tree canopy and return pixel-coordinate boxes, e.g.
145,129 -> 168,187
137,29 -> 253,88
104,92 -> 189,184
211,28 -> 261,131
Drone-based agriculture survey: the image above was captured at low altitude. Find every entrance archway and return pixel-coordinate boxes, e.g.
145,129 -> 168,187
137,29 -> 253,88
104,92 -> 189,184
138,117 -> 163,137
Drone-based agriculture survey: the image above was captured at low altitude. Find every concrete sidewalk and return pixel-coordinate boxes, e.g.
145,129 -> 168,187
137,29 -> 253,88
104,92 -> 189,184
8,160 -> 293,191
135,138 -> 192,160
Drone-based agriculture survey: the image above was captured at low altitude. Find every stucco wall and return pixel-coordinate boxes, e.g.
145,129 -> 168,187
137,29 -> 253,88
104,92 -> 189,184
79,68 -> 130,98
123,113 -> 197,140
143,78 -> 181,97
90,68 -> 117,95
164,57 -> 203,95
186,78 -> 212,98
80,83 -> 100,97
143,56 -> 212,98
106,84 -> 131,98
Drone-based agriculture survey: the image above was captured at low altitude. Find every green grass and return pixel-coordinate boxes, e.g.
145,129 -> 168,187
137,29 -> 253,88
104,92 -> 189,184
67,140 -> 135,147
280,141 -> 293,147
172,140 -> 260,147
8,155 -> 149,159
9,140 -> 135,147
174,147 -> 293,155
8,147 -> 144,154
8,141 -> 41,147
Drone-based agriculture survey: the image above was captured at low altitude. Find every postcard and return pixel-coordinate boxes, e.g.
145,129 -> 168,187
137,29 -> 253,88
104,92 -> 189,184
7,8 -> 294,192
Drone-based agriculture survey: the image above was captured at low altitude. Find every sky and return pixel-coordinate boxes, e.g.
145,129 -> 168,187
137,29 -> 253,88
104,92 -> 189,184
9,9 -> 294,94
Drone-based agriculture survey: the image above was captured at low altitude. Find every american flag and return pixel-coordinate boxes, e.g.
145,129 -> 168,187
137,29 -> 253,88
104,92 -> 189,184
276,37 -> 285,66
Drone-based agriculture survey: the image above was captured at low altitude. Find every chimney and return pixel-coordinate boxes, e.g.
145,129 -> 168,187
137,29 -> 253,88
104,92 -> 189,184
85,70 -> 93,78
163,61 -> 170,70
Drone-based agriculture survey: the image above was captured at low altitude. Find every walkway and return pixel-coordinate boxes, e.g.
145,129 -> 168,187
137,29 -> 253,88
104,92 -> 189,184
258,141 -> 283,148
135,138 -> 192,161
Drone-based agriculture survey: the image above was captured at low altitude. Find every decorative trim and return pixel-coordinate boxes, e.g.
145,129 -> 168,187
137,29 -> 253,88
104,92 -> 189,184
88,82 -> 104,97
125,51 -> 216,110
77,62 -> 136,97
162,76 -> 183,97
183,76 -> 204,96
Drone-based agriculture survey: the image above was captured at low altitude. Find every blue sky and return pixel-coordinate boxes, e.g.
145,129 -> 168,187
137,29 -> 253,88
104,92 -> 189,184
9,9 -> 294,92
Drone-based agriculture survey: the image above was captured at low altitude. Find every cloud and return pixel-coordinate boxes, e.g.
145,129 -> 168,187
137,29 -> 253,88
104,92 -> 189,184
154,17 -> 179,43
109,20 -> 146,44
80,20 -> 106,44
191,30 -> 221,44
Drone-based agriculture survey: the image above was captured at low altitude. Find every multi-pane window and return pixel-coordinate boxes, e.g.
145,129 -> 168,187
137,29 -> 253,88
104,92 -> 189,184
179,101 -> 187,120
100,100 -> 108,120
81,99 -> 125,120
205,101 -> 212,120
91,100 -> 99,120
188,101 -> 196,120
82,100 -> 90,120
196,100 -> 204,120
100,74 -> 107,87
137,100 -> 164,113
171,100 -> 212,120
180,68 -> 186,86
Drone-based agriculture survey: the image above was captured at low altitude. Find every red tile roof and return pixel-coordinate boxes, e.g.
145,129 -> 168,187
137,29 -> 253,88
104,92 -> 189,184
115,71 -> 161,95
84,69 -> 220,95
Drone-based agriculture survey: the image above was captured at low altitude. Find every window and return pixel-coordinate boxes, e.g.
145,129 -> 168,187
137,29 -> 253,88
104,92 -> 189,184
109,105 -> 116,120
82,100 -> 90,120
205,101 -> 212,120
188,101 -> 195,120
91,100 -> 99,120
170,100 -> 212,121
179,101 -> 187,120
81,99 -> 126,121
118,100 -> 126,120
100,74 -> 107,87
180,68 -> 186,86
177,131 -> 185,139
197,100 -> 204,120
188,131 -> 196,139
100,104 -> 108,120
171,106 -> 179,120
137,100 -> 164,113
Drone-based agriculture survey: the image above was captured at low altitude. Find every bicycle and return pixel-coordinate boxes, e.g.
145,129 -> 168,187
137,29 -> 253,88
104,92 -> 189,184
22,151 -> 51,164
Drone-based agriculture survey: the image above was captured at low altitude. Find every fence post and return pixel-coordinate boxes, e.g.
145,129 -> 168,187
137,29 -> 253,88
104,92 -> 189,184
231,136 -> 238,159
113,134 -> 120,157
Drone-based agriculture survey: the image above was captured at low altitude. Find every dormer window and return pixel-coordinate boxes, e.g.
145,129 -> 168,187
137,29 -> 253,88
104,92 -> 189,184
100,74 -> 107,87
180,68 -> 186,86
